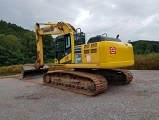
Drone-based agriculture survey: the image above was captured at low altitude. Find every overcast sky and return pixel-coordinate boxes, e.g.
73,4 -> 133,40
1,0 -> 159,42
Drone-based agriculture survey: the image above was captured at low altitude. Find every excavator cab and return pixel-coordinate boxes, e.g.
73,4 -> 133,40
55,29 -> 85,63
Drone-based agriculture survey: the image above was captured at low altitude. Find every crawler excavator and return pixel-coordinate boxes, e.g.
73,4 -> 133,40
21,22 -> 134,96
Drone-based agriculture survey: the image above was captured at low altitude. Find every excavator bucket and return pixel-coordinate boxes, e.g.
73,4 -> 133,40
21,65 -> 49,79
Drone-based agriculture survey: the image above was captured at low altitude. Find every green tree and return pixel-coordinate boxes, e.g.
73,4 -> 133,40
21,31 -> 36,63
0,34 -> 23,66
43,35 -> 55,63
131,40 -> 159,54
0,20 -> 55,66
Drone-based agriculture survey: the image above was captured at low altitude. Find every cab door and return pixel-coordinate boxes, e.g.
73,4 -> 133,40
55,34 -> 71,63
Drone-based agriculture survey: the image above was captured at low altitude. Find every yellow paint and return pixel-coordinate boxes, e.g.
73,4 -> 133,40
59,53 -> 72,63
55,41 -> 134,69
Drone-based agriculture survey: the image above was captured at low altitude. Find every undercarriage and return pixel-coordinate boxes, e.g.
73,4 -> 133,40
43,69 -> 133,96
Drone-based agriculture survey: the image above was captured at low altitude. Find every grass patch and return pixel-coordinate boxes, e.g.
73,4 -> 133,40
0,65 -> 22,76
128,53 -> 159,70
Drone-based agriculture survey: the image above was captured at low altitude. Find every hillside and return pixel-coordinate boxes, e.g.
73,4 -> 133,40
0,20 -> 54,66
130,40 -> 159,54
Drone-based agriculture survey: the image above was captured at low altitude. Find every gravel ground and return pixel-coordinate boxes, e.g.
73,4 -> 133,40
0,70 -> 159,120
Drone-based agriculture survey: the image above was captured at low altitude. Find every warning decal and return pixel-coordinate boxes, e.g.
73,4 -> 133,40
110,47 -> 116,54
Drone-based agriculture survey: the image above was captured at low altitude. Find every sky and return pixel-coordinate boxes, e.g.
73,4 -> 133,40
1,0 -> 159,42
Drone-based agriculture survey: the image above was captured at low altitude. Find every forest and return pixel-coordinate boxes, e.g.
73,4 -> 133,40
0,20 -> 159,67
0,20 -> 54,66
131,40 -> 159,54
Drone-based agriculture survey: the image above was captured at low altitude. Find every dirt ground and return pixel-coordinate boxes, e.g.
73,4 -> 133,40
0,70 -> 159,120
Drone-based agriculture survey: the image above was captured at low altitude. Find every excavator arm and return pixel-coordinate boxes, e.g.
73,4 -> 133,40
34,22 -> 76,69
22,22 -> 76,78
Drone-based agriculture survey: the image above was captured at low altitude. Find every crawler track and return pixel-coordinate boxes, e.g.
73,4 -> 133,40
118,69 -> 133,84
43,70 -> 108,96
74,69 -> 133,85
104,69 -> 133,85
101,69 -> 133,85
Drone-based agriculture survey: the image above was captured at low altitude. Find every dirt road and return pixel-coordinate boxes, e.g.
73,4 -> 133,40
0,70 -> 159,120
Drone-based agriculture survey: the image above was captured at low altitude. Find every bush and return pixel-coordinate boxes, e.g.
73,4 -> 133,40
128,53 -> 159,70
0,65 -> 22,76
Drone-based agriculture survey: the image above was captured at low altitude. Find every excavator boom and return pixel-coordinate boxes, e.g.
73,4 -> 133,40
22,22 -> 76,78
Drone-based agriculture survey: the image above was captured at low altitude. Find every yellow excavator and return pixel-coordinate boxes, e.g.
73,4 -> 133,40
21,22 -> 134,96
